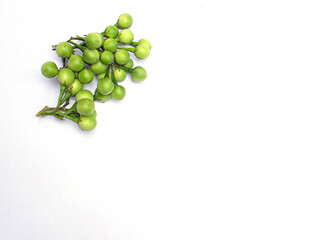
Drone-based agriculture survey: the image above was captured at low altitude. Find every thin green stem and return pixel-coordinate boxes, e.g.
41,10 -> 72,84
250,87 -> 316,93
117,47 -> 135,53
68,112 -> 80,118
69,41 -> 85,52
114,63 -> 132,73
57,85 -> 66,107
61,97 -> 70,108
110,67 -> 118,85
59,92 -> 72,106
36,106 -> 50,117
56,111 -> 79,123
36,105 -> 69,117
71,36 -> 85,41
64,102 -> 77,115
39,112 -> 64,120
130,41 -> 138,47
104,65 -> 111,78
114,23 -> 119,28
61,58 -> 67,68
47,106 -> 68,112
52,114 -> 64,120
36,106 -> 64,120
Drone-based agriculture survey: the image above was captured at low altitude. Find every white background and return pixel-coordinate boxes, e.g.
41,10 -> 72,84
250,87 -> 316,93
1,0 -> 320,239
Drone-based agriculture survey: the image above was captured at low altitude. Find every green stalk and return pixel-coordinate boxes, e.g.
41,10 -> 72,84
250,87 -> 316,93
104,65 -> 111,78
38,112 -> 64,120
61,97 -> 70,108
110,67 -> 118,85
56,111 -> 79,123
113,63 -> 132,73
69,41 -> 85,52
117,47 -> 135,53
59,92 -> 72,106
57,84 -> 67,107
130,41 -> 138,47
47,106 -> 68,112
71,36 -> 85,41
64,102 -> 77,115
36,106 -> 50,117
36,106 -> 65,120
